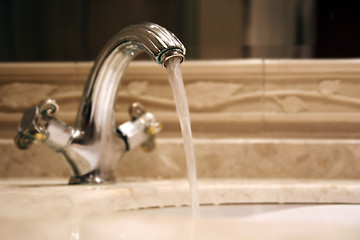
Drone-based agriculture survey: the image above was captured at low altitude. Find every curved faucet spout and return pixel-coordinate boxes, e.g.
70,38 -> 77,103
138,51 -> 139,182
65,23 -> 186,184
14,22 -> 185,184
76,23 -> 185,131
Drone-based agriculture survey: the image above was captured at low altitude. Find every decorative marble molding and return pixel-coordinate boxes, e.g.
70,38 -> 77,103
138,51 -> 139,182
1,60 -> 360,138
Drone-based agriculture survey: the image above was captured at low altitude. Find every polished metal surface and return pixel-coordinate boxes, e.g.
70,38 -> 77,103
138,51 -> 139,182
14,23 -> 185,184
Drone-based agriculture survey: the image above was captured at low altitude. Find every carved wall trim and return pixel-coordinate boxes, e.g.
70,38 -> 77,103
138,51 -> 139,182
1,60 -> 360,138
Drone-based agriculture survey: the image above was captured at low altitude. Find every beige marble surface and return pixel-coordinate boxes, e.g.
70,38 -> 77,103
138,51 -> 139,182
1,178 -> 360,216
1,178 -> 360,239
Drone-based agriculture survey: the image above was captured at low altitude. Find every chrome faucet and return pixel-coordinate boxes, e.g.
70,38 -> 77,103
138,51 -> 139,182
14,23 -> 186,184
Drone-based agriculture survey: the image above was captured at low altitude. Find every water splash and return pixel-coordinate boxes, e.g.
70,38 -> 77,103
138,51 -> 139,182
167,58 -> 200,217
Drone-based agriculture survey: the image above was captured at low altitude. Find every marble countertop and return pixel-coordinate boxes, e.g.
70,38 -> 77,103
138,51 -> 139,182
1,178 -> 360,239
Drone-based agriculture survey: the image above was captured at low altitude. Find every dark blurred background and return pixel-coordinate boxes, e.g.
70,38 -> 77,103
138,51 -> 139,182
1,0 -> 360,61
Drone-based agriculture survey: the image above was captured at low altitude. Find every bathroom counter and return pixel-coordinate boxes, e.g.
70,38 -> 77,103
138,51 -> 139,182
1,178 -> 359,239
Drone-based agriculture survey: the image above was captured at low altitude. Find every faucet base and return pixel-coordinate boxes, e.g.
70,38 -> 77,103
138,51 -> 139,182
69,169 -> 115,185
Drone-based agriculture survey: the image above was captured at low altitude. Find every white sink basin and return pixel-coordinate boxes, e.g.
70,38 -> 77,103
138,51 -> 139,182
137,204 -> 360,225
123,204 -> 360,240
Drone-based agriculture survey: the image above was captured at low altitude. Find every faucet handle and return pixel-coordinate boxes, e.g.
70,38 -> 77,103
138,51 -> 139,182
118,102 -> 162,152
14,99 -> 59,150
129,102 -> 162,152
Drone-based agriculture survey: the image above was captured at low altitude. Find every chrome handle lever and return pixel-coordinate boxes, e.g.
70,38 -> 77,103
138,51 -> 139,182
14,99 -> 59,150
117,102 -> 162,152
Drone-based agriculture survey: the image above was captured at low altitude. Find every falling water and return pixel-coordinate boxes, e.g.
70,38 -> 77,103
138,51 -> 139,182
167,57 -> 200,217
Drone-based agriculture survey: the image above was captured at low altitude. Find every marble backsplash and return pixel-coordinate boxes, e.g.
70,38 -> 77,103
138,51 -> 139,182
0,60 -> 359,179
1,138 -> 359,179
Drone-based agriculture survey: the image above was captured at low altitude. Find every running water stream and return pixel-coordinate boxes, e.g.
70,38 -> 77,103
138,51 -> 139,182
167,58 -> 200,217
